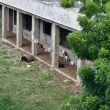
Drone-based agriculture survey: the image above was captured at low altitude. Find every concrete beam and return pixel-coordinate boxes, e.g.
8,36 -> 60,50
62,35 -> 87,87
16,10 -> 23,48
2,5 -> 7,39
31,15 -> 40,55
51,23 -> 60,69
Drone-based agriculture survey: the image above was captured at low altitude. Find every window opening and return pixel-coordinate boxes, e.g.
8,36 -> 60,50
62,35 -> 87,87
60,28 -> 71,49
43,21 -> 51,36
14,10 -> 17,25
26,14 -> 32,31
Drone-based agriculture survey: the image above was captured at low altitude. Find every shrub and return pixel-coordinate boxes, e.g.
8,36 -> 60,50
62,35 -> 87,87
60,0 -> 110,110
60,0 -> 76,8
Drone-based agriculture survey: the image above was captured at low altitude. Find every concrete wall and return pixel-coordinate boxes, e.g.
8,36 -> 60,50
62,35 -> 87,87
84,60 -> 93,65
13,25 -> 16,34
0,0 -> 81,30
13,25 -> 32,42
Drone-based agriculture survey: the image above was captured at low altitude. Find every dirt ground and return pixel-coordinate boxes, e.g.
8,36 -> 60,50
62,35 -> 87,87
0,30 -> 83,93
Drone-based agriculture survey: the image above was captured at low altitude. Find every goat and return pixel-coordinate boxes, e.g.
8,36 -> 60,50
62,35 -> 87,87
62,50 -> 67,57
69,61 -> 75,65
63,56 -> 70,62
45,48 -> 51,52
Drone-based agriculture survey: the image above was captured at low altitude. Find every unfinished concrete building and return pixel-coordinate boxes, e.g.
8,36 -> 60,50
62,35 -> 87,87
0,0 -> 92,83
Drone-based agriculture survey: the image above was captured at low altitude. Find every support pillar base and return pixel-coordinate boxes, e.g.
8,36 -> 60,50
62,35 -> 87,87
50,67 -> 55,70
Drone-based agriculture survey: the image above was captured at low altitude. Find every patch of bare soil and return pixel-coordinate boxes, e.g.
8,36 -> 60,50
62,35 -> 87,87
10,66 -> 28,71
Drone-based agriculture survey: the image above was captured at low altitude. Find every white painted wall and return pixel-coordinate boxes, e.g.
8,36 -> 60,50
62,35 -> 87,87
13,25 -> 16,33
0,0 -> 82,30
23,29 -> 31,41
13,25 -> 32,42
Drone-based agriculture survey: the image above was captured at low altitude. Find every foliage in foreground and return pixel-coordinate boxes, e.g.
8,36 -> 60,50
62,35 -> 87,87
61,0 -> 110,110
61,60 -> 110,110
60,0 -> 76,8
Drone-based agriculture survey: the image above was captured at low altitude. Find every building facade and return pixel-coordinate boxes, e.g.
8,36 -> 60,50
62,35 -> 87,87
0,0 -> 92,83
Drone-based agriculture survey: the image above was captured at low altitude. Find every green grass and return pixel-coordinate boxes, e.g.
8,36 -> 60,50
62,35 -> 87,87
0,50 -> 8,55
0,42 -> 75,110
0,95 -> 20,110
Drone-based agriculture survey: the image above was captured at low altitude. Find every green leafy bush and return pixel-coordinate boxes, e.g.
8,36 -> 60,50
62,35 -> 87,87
61,0 -> 110,110
60,0 -> 76,8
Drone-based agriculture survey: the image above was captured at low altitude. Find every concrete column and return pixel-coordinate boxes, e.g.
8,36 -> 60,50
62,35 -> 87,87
31,16 -> 40,55
51,23 -> 60,69
7,8 -> 9,31
77,59 -> 83,83
2,6 -> 7,39
23,14 -> 26,29
16,10 -> 23,48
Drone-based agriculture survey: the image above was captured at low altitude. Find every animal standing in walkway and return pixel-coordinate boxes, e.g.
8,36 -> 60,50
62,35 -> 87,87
62,50 -> 67,57
63,56 -> 70,62
38,43 -> 43,48
69,61 -> 75,65
62,50 -> 70,62
45,48 -> 51,52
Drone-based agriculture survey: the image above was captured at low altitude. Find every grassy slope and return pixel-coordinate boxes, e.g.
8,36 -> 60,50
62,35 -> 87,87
0,41 -> 75,110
